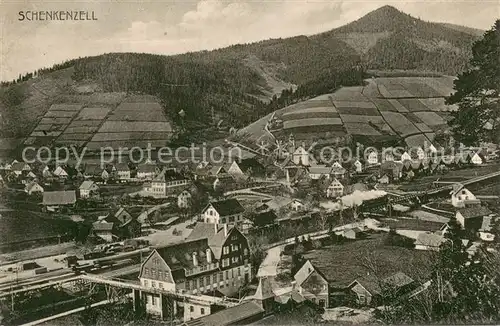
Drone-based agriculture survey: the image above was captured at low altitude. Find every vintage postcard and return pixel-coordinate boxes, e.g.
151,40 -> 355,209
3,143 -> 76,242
0,0 -> 499,325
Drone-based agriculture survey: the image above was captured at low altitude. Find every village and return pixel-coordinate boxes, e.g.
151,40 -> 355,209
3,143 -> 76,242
1,135 -> 500,325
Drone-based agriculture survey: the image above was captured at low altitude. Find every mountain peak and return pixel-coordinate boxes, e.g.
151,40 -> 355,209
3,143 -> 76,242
334,5 -> 415,33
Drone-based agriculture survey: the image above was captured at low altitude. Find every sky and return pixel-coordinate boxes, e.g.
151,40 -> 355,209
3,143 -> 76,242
0,0 -> 499,82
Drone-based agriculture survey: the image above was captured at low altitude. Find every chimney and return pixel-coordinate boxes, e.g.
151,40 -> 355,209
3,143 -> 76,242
206,249 -> 212,263
223,224 -> 228,237
192,252 -> 198,267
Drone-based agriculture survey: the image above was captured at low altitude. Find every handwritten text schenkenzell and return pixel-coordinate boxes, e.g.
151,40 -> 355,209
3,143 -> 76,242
18,11 -> 98,21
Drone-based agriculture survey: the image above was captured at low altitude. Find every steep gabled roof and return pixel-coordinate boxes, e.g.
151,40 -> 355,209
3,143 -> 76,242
115,163 -> 130,172
186,222 -> 242,260
206,198 -> 245,217
137,164 -> 157,174
156,238 -> 212,271
79,180 -> 98,190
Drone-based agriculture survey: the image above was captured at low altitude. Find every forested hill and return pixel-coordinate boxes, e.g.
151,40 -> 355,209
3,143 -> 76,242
318,5 -> 482,75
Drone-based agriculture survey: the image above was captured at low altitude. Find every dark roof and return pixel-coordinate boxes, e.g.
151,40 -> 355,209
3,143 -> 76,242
458,206 -> 492,219
253,211 -> 278,227
182,301 -> 264,326
238,158 -> 265,172
153,168 -> 187,182
156,238 -> 212,273
43,191 -> 76,206
206,198 -> 244,217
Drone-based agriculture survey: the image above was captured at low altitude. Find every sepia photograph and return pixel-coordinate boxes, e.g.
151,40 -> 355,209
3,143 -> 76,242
0,0 -> 499,325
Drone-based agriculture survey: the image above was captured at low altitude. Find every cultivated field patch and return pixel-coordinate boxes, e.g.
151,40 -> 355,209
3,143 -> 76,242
63,126 -> 101,134
418,98 -> 458,111
381,112 -> 420,136
97,121 -> 172,133
414,112 -> 446,126
415,123 -> 433,133
387,99 -> 409,113
282,112 -> 340,120
48,104 -> 83,112
336,107 -> 380,116
75,107 -> 111,120
344,123 -> 381,135
387,89 -> 414,98
402,82 -> 442,97
340,114 -> 386,124
45,110 -> 78,118
30,131 -> 62,137
57,133 -> 94,141
122,95 -> 158,103
372,98 -> 397,112
397,99 -> 431,112
332,101 -> 376,109
90,132 -> 170,142
283,118 -> 343,129
405,134 -> 431,148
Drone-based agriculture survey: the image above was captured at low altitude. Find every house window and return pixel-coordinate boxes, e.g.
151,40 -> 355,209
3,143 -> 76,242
225,271 -> 229,280
223,246 -> 229,255
201,308 -> 205,315
200,278 -> 204,287
144,280 -> 149,287
186,281 -> 191,290
221,218 -> 226,224
243,248 -> 248,256
152,281 -> 156,288
158,271 -> 162,279
219,272 -> 223,282
152,269 -> 156,278
238,268 -> 241,276
190,306 -> 194,312
152,296 -> 156,305
205,276 -> 210,285
229,216 -> 234,223
159,282 -> 163,289
231,244 -> 239,251
145,268 -> 149,275
231,235 -> 237,241
231,257 -> 239,264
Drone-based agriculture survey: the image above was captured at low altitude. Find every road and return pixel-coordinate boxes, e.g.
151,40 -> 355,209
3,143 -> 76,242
257,246 -> 283,278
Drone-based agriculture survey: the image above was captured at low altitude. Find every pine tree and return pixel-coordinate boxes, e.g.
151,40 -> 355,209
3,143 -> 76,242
447,20 -> 500,145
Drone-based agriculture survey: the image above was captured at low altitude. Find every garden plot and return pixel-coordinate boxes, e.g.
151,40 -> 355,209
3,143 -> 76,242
425,132 -> 436,142
58,92 -> 126,105
75,107 -> 111,120
282,125 -> 346,135
54,140 -> 87,147
44,110 -> 79,118
397,99 -> 431,112
283,118 -> 343,129
414,112 -> 446,126
293,99 -> 334,109
282,111 -> 340,120
344,123 -> 381,135
404,113 -> 424,124
381,112 -> 420,136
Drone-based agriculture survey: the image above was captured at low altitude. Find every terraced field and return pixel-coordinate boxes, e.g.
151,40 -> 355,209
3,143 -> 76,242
242,76 -> 456,147
24,94 -> 172,149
